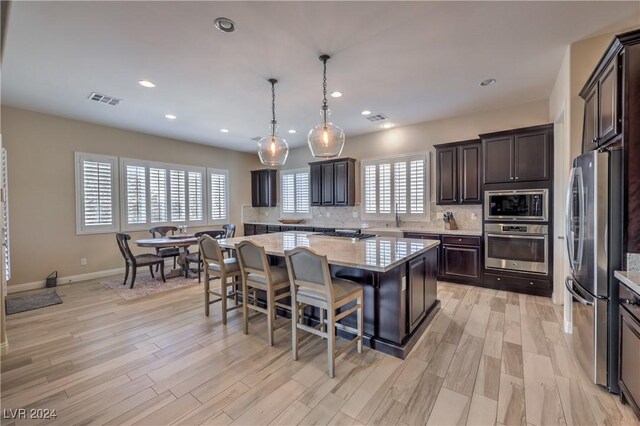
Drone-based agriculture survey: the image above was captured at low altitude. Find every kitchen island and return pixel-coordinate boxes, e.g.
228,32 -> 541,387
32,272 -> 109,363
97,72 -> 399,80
219,231 -> 440,358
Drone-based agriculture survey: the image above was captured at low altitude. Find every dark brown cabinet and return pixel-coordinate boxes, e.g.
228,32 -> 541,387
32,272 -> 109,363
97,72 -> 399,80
481,124 -> 553,184
435,140 -> 481,205
309,158 -> 356,207
407,248 -> 438,334
250,169 -> 277,207
582,55 -> 621,151
619,282 -> 640,419
441,236 -> 481,282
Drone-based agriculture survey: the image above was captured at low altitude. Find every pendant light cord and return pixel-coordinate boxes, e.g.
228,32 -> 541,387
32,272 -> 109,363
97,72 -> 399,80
320,55 -> 329,124
269,78 -> 277,137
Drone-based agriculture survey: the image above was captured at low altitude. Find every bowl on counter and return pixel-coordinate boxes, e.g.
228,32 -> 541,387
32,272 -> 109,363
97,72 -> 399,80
278,219 -> 305,224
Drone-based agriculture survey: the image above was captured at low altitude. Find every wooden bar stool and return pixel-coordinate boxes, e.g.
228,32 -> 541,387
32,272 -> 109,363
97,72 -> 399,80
235,241 -> 291,346
198,234 -> 242,324
285,246 -> 363,378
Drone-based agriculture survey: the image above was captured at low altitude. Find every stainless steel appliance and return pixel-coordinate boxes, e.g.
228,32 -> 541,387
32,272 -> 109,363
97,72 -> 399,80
485,223 -> 549,274
484,189 -> 548,221
565,149 -> 623,392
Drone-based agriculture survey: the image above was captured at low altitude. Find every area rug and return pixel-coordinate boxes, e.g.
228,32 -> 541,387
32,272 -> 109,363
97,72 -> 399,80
100,275 -> 202,301
5,290 -> 63,315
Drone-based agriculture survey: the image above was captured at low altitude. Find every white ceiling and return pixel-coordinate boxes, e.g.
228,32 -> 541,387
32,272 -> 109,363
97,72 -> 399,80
2,1 -> 639,152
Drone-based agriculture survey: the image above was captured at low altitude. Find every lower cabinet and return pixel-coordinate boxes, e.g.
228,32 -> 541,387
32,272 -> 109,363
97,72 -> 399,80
441,244 -> 480,282
243,224 -> 255,236
407,248 -> 438,334
619,282 -> 640,420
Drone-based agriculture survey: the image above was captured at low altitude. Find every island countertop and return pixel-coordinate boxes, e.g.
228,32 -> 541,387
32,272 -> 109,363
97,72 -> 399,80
219,231 -> 440,273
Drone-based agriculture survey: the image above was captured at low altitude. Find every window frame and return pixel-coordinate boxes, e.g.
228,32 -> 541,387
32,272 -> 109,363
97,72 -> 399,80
207,168 -> 229,225
75,152 -> 120,235
360,152 -> 430,221
119,158 -> 207,231
279,167 -> 311,218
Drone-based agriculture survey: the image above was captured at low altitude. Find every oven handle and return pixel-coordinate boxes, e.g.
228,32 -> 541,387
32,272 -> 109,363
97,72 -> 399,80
564,277 -> 593,306
486,233 -> 546,240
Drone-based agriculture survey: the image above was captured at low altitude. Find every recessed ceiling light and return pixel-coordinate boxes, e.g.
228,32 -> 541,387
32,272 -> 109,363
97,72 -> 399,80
330,91 -> 343,98
288,129 -> 296,134
164,114 -> 176,120
220,129 -> 229,133
138,80 -> 156,88
480,78 -> 496,86
214,17 -> 236,33
381,123 -> 394,129
361,110 -> 372,116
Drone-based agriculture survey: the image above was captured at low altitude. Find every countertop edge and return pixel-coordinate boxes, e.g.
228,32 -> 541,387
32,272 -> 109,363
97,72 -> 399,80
243,222 -> 482,236
614,271 -> 640,295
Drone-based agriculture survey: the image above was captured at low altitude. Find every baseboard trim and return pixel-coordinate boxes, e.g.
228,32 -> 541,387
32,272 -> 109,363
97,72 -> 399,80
8,267 -> 127,294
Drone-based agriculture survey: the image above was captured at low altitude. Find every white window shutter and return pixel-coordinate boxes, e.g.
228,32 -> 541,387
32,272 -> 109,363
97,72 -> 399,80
378,163 -> 392,214
282,174 -> 295,213
295,172 -> 309,213
76,152 -> 118,234
364,164 -> 377,214
394,161 -> 407,214
2,148 -> 10,281
209,170 -> 227,221
410,159 -> 425,214
149,167 -> 167,223
169,169 -> 186,222
126,164 -> 147,224
188,171 -> 204,221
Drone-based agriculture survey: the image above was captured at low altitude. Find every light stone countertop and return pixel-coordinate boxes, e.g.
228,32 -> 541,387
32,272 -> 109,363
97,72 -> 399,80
614,271 -> 640,295
243,222 -> 482,236
219,231 -> 440,273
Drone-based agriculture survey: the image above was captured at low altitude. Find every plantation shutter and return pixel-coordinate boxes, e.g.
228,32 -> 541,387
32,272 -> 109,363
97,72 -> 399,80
188,171 -> 204,221
364,164 -> 377,214
295,172 -> 309,213
410,159 -> 425,214
2,148 -> 10,281
76,153 -> 118,234
281,173 -> 295,213
209,170 -> 227,221
394,161 -> 407,214
149,167 -> 167,223
125,164 -> 146,224
378,163 -> 392,214
169,169 -> 186,222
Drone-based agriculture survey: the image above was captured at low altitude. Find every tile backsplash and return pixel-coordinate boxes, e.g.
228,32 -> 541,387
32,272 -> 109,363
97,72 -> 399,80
627,253 -> 640,272
242,203 -> 482,232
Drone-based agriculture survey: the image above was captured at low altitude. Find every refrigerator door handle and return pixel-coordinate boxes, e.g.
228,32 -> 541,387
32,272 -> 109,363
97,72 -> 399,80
576,169 -> 586,269
565,167 -> 576,270
565,277 -> 594,306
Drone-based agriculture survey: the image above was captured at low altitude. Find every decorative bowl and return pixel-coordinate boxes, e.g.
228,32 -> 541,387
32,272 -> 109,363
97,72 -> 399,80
278,219 -> 305,224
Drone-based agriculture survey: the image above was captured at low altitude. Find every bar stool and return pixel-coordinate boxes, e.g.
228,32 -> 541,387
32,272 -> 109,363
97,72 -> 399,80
198,235 -> 242,324
284,247 -> 364,378
236,241 -> 291,346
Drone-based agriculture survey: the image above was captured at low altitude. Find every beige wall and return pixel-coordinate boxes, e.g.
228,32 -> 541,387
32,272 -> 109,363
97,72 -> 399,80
285,99 -> 550,202
1,106 -> 262,286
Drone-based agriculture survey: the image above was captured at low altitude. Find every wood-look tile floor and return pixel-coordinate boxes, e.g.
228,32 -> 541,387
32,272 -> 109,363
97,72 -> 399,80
1,279 -> 639,426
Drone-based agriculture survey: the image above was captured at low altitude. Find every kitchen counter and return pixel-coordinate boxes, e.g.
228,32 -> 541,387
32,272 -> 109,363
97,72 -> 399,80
243,222 -> 482,236
220,230 -> 440,358
615,271 -> 640,295
220,231 -> 440,273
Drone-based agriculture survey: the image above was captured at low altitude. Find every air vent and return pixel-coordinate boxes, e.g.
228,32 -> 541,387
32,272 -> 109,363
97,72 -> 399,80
88,92 -> 122,106
365,113 -> 387,122
250,136 -> 262,141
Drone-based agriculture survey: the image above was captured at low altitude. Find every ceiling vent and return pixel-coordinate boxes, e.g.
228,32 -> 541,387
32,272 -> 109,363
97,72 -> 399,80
88,92 -> 122,106
365,113 -> 387,122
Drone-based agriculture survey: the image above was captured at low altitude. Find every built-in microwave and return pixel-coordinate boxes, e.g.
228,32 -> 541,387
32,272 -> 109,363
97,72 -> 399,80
484,189 -> 549,222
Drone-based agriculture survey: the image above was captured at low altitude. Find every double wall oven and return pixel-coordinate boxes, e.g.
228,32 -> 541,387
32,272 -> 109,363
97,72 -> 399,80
484,189 -> 550,275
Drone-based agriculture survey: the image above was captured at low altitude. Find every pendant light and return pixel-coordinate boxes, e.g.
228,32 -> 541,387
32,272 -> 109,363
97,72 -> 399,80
308,54 -> 345,158
257,78 -> 289,166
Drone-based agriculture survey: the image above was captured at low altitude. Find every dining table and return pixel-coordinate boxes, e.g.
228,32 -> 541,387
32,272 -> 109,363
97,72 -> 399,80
135,235 -> 198,279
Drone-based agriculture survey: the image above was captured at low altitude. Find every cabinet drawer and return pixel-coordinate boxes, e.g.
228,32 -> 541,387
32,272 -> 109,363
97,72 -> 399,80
254,225 -> 268,235
484,273 -> 551,292
620,283 -> 640,322
442,235 -> 481,246
243,224 -> 255,236
267,225 -> 281,233
280,226 -> 295,232
404,232 -> 440,240
297,226 -> 314,232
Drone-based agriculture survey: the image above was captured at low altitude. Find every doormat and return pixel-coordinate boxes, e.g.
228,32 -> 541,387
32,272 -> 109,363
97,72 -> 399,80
5,290 -> 63,315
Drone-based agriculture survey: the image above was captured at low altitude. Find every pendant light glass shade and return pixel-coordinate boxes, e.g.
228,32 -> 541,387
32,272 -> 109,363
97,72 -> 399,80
308,55 -> 345,158
257,79 -> 289,166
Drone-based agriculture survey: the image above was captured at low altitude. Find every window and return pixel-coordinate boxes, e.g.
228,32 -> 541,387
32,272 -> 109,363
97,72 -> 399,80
281,169 -> 310,215
209,168 -> 228,223
75,152 -> 119,234
2,148 -> 10,281
361,153 -> 429,219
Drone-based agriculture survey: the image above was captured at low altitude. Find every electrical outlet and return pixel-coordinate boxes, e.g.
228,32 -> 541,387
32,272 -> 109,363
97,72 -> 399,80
471,212 -> 477,220
80,258 -> 87,266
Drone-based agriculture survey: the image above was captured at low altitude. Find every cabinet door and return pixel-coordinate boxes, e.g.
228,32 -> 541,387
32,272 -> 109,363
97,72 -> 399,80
458,143 -> 481,204
442,245 -> 480,281
436,146 -> 458,204
598,59 -> 619,144
334,161 -> 349,206
259,170 -> 270,207
514,131 -> 549,181
619,308 -> 640,413
321,163 -> 335,206
251,171 -> 260,207
408,256 -> 427,333
243,224 -> 255,236
483,136 -> 513,183
582,86 -> 598,152
310,164 -> 322,206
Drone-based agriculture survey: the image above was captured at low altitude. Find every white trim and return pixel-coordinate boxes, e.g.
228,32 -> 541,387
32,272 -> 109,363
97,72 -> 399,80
8,267 -> 127,294
75,152 -> 120,235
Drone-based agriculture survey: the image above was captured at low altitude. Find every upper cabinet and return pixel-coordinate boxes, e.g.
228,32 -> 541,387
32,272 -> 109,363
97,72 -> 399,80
250,169 -> 277,207
435,139 -> 481,205
480,124 -> 553,184
581,54 -> 621,152
309,158 -> 356,207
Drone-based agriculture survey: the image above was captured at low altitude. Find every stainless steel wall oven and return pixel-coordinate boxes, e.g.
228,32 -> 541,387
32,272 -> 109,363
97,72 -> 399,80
485,223 -> 549,274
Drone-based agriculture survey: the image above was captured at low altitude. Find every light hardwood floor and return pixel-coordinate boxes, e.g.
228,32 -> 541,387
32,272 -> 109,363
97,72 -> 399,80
1,278 -> 638,426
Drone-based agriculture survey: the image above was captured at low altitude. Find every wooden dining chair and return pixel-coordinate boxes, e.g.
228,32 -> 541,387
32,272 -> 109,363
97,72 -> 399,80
222,224 -> 236,238
236,241 -> 291,346
285,246 -> 363,378
185,230 -> 226,282
116,233 -> 165,289
149,226 -> 180,271
199,234 -> 242,324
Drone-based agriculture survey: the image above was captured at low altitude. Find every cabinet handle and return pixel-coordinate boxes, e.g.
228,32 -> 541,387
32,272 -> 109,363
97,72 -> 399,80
515,177 -> 519,180
529,281 -> 534,285
497,277 -> 501,281
458,238 -> 462,242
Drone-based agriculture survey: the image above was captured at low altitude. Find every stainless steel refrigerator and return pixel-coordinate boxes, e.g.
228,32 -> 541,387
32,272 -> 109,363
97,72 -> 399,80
565,148 -> 623,392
